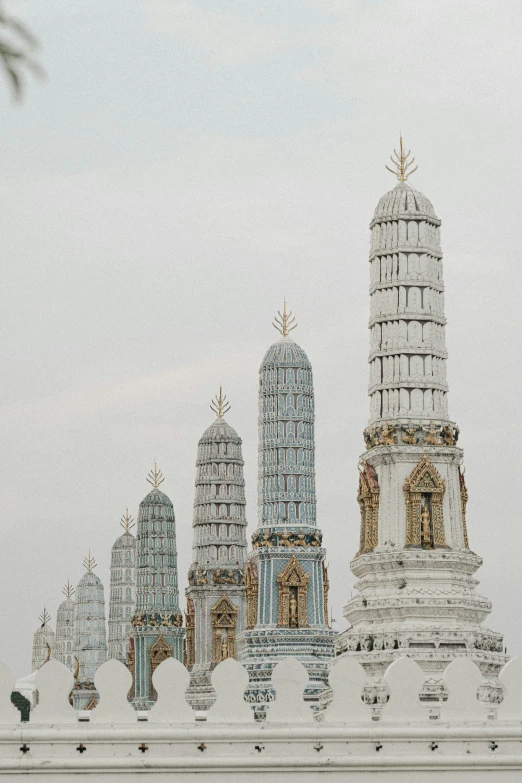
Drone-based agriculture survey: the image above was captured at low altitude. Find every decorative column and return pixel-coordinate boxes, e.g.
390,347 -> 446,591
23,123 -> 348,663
335,139 -> 506,701
72,553 -> 108,710
55,582 -> 75,672
130,465 -> 185,709
238,303 -> 336,708
108,509 -> 136,663
31,608 -> 56,672
185,388 -> 248,709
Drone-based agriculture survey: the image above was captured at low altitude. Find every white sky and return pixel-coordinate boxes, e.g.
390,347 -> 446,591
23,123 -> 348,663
1,0 -> 521,674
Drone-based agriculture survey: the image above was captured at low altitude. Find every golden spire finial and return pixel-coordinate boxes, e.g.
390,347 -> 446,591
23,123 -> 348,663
272,300 -> 297,337
83,550 -> 97,573
210,385 -> 231,419
62,580 -> 75,599
120,507 -> 135,533
385,135 -> 418,182
39,607 -> 51,627
147,461 -> 165,489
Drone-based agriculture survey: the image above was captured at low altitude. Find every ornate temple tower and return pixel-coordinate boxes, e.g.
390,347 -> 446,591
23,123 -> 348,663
185,388 -> 248,709
238,304 -> 336,705
335,139 -> 506,698
31,608 -> 56,671
55,581 -> 75,672
129,465 -> 184,709
72,552 -> 108,709
108,509 -> 136,663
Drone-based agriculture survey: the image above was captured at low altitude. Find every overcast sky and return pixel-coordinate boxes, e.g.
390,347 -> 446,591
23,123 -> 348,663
1,0 -> 521,675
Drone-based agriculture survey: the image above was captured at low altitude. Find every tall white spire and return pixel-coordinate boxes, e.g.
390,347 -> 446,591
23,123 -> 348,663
72,553 -> 108,710
108,509 -> 136,663
335,145 -> 506,703
185,391 -> 248,709
31,608 -> 55,672
55,582 -> 75,672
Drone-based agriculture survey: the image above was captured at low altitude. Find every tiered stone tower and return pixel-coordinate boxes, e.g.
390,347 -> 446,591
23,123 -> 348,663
185,389 -> 248,709
55,581 -> 75,672
238,304 -> 336,706
31,608 -> 56,672
108,509 -> 136,663
129,465 -> 184,709
72,553 -> 108,709
335,139 -> 506,699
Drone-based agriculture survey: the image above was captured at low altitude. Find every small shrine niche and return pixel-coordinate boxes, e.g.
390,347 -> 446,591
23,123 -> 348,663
403,454 -> 446,548
276,555 -> 309,629
211,595 -> 237,663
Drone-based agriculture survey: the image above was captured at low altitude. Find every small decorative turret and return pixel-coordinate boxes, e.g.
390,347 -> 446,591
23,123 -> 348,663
55,582 -> 75,672
31,608 -> 55,672
72,553 -> 108,710
130,465 -> 185,709
185,389 -> 248,709
108,508 -> 136,663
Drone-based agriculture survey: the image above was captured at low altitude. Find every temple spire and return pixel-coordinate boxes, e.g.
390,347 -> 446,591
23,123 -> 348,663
39,607 -> 51,627
210,385 -> 231,419
83,551 -> 97,573
385,135 -> 418,182
120,508 -> 135,533
62,580 -> 75,599
272,300 -> 297,337
147,461 -> 165,489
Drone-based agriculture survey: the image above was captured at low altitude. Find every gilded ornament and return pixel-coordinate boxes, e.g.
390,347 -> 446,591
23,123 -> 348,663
378,423 -> 396,446
385,135 -> 418,182
423,425 -> 440,446
272,299 -> 297,337
401,421 -> 418,445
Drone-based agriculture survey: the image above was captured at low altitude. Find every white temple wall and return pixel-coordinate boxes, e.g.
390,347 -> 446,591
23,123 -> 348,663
365,447 -> 465,550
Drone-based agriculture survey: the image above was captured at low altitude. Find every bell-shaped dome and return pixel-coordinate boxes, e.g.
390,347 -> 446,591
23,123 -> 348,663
112,529 -> 136,549
200,417 -> 240,443
140,487 -> 173,507
372,181 -> 439,224
77,570 -> 103,590
261,337 -> 311,370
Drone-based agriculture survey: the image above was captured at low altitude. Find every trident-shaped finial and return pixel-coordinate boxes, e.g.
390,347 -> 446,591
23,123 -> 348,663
385,135 -> 418,182
62,580 -> 75,599
39,607 -> 51,627
210,385 -> 231,419
83,550 -> 97,573
273,300 -> 297,337
120,507 -> 135,533
147,461 -> 165,489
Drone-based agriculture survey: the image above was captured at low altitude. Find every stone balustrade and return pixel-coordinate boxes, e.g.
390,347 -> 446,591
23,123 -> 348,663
2,656 -> 522,779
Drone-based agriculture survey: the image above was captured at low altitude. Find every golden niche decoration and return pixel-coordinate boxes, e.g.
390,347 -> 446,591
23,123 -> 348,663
357,462 -> 380,554
245,562 -> 258,629
458,467 -> 470,549
149,635 -> 173,701
322,561 -> 329,626
211,595 -> 238,663
126,639 -> 136,701
184,599 -> 195,668
276,555 -> 309,629
403,454 -> 446,548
